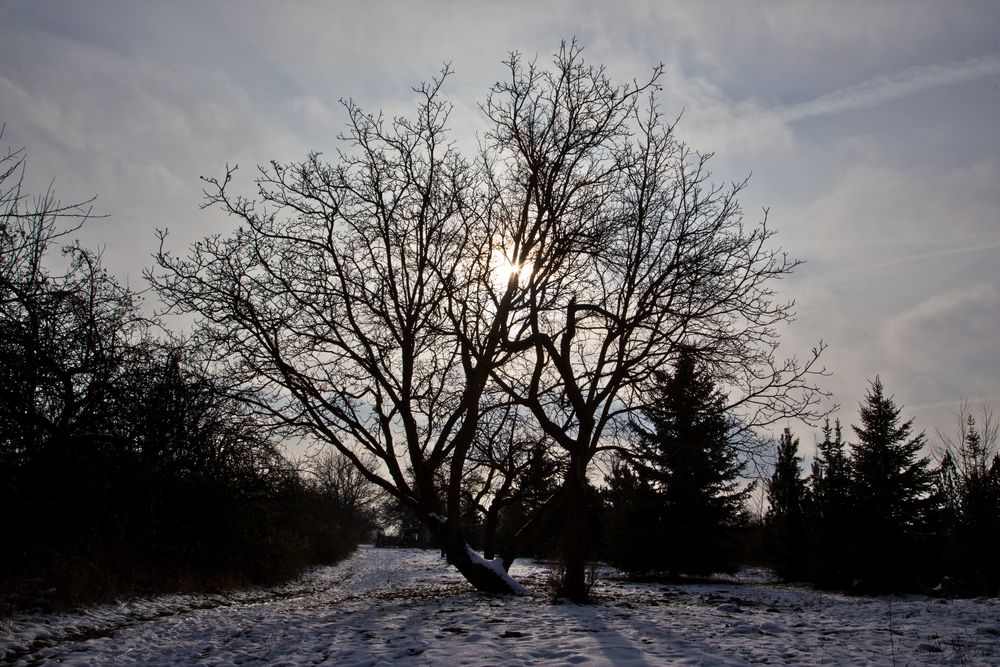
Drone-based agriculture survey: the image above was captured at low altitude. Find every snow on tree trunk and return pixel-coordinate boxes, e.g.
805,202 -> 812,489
428,513 -> 529,595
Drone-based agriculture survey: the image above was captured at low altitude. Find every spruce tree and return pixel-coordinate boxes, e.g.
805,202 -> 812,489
766,428 -> 808,580
627,348 -> 749,577
601,460 -> 661,575
809,417 -> 852,587
848,377 -> 936,590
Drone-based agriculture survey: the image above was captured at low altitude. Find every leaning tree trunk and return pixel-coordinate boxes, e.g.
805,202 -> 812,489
481,501 -> 503,561
423,512 -> 528,595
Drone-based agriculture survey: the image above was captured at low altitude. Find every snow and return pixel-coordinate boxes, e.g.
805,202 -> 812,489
3,546 -> 1000,665
464,545 -> 530,596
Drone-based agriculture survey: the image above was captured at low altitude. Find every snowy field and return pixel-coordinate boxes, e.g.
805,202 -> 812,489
3,546 -> 1000,665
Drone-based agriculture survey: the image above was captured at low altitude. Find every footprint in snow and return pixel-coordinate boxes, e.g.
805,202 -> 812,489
500,630 -> 527,638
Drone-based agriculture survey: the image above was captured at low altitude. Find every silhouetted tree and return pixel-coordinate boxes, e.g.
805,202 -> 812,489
766,427 -> 808,580
808,417 -> 852,586
0,132 -> 358,610
305,448 -> 383,545
151,43 -> 828,600
623,349 -> 751,577
847,377 -> 937,591
936,402 -> 1000,593
0,130 -> 145,582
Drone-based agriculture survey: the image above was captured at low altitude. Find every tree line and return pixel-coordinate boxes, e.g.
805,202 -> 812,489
596,346 -> 999,595
0,133 -> 371,613
765,386 -> 1000,594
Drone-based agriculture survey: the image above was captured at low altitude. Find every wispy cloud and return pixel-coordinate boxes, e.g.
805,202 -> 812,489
674,54 -> 1000,156
800,239 -> 1000,289
887,281 -> 1000,334
780,54 -> 1000,123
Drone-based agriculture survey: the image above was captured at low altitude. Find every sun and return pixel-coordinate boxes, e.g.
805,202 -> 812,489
491,249 -> 533,289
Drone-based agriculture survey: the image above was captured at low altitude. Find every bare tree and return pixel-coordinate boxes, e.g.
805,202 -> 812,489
477,44 -> 828,599
0,126 -> 143,468
308,447 -> 383,521
937,399 -> 1000,484
152,67 -> 537,593
151,42 -> 828,599
936,399 -> 1000,591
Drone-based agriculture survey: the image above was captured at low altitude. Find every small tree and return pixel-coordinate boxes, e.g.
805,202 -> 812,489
848,377 -> 937,590
308,448 -> 383,543
625,349 -> 750,577
936,401 -> 1000,593
766,427 -> 808,580
808,417 -> 852,587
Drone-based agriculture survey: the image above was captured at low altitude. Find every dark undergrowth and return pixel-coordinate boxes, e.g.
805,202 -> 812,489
0,476 -> 361,617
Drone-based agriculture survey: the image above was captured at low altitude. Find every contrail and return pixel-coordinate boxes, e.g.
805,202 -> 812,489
797,239 -> 1000,289
780,54 -> 1000,123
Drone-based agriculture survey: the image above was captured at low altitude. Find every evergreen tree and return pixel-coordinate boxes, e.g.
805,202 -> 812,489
766,428 -> 808,580
939,409 -> 1000,593
808,417 -> 853,587
848,377 -> 936,590
600,460 -> 661,575
625,348 -> 749,577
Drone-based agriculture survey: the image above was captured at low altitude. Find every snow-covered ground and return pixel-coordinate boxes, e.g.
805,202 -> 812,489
3,545 -> 1000,665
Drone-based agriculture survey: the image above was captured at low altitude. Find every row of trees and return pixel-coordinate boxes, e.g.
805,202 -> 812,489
767,384 -> 1000,594
0,132 -> 364,612
592,354 -> 998,596
148,42 -> 829,601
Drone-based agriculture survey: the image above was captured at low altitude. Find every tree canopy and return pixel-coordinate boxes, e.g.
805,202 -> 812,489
151,43 -> 828,599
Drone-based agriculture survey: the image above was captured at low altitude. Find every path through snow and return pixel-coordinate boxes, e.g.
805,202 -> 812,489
3,546 -> 1000,665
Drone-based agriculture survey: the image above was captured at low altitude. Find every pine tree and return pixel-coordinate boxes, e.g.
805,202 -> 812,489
848,377 -> 936,590
627,348 -> 749,577
766,428 -> 808,580
808,417 -> 852,587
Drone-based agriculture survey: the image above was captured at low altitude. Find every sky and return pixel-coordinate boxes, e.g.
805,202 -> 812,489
2,0 -> 999,458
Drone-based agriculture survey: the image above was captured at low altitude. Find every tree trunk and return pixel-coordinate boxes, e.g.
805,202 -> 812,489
424,512 -> 529,595
482,502 -> 501,561
496,489 -> 565,572
557,456 -> 591,602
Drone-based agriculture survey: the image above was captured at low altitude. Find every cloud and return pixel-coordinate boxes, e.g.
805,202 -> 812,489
798,238 -> 1000,291
781,159 -> 1000,278
773,154 -> 1000,442
885,282 -> 1000,340
0,24 -> 306,282
658,71 -> 798,158
3,0 -> 999,447
781,54 -> 1000,123
665,52 -> 1000,159
292,96 -> 337,127
878,282 -> 1000,416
